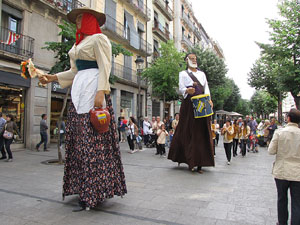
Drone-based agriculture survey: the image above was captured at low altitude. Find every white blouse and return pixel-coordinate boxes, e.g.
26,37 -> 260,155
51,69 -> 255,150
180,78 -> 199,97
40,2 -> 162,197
179,69 -> 210,99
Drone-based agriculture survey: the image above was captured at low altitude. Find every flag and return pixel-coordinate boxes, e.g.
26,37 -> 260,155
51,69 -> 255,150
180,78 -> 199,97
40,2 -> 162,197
1,31 -> 21,45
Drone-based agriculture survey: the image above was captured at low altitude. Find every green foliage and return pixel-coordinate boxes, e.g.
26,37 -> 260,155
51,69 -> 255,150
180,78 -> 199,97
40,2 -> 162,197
43,20 -> 132,84
142,41 -> 185,101
191,45 -> 238,111
235,99 -> 251,117
254,0 -> 300,108
250,90 -> 278,117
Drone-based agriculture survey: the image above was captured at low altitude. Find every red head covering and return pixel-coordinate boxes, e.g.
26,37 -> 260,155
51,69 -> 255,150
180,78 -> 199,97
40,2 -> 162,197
76,13 -> 102,45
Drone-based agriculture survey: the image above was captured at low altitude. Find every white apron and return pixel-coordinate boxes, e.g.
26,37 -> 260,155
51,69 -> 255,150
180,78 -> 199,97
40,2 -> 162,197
71,68 -> 106,114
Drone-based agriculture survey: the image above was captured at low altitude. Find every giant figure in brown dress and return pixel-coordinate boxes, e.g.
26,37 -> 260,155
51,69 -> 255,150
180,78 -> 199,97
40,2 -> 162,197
168,53 -> 214,173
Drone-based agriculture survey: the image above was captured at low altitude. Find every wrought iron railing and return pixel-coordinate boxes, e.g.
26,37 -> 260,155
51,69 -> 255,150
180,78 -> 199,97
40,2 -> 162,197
153,21 -> 172,40
182,35 -> 193,48
44,0 -> 84,13
0,27 -> 34,59
182,12 -> 195,31
104,15 -> 152,55
126,0 -> 151,20
111,62 -> 146,86
153,0 -> 173,20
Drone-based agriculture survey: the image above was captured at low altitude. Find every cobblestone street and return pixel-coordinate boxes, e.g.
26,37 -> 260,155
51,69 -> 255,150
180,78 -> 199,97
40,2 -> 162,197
0,138 -> 278,225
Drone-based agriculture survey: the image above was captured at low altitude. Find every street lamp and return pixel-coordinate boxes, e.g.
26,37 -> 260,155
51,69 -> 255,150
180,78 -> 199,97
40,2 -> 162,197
135,56 -> 144,127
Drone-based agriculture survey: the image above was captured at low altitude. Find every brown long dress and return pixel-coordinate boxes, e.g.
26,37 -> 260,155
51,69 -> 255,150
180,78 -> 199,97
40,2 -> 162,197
168,78 -> 215,169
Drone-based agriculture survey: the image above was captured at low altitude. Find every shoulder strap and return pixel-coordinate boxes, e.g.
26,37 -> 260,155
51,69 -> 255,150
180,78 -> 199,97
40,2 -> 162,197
186,70 -> 201,86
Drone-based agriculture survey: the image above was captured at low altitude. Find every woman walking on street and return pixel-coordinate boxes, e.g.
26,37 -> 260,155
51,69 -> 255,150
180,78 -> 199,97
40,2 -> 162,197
221,120 -> 234,165
239,120 -> 250,157
127,117 -> 138,154
232,119 -> 239,157
3,114 -> 21,162
39,7 -> 127,211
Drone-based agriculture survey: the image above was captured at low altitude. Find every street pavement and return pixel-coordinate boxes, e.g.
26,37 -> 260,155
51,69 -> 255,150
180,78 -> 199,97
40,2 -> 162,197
0,138 -> 279,225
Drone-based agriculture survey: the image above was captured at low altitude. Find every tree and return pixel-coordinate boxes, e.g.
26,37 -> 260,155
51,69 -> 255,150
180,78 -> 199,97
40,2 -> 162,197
223,78 -> 241,112
250,90 -> 277,118
191,45 -> 229,110
43,20 -> 132,164
256,0 -> 300,109
142,40 -> 185,105
248,58 -> 285,122
235,99 -> 251,116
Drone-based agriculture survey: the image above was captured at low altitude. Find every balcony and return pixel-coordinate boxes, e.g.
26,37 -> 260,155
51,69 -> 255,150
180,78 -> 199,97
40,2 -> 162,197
194,28 -> 201,41
103,15 -> 152,57
153,0 -> 174,21
111,62 -> 147,87
39,0 -> 84,13
152,21 -> 172,42
124,0 -> 151,21
181,35 -> 193,48
0,27 -> 34,61
181,12 -> 195,31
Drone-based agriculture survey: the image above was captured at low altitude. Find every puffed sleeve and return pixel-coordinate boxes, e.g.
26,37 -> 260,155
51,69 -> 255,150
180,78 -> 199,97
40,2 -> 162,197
179,71 -> 188,99
203,73 -> 211,96
94,34 -> 112,94
56,45 -> 77,88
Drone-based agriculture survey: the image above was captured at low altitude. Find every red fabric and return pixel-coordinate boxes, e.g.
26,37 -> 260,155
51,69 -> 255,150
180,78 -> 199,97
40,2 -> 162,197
76,13 -> 102,45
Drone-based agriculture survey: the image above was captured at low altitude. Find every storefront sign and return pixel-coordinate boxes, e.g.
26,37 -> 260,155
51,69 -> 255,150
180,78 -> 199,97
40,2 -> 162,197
0,70 -> 30,87
51,82 -> 68,94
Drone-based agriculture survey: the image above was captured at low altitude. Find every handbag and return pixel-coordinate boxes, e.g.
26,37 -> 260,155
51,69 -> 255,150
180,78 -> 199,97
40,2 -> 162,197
3,130 -> 13,139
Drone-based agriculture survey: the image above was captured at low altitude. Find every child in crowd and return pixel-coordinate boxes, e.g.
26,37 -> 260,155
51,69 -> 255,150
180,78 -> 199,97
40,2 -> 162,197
249,133 -> 259,153
169,129 -> 174,145
157,124 -> 168,157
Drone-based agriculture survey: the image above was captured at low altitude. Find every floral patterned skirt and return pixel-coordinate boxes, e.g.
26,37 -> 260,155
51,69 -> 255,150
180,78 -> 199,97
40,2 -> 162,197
63,95 -> 127,208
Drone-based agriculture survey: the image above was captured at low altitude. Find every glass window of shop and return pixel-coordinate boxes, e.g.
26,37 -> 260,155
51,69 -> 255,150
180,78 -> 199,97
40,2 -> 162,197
0,85 -> 25,143
120,91 -> 133,120
50,96 -> 70,142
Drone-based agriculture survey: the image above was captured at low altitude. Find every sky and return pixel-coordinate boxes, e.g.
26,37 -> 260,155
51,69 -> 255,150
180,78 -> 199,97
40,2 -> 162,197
191,0 -> 280,100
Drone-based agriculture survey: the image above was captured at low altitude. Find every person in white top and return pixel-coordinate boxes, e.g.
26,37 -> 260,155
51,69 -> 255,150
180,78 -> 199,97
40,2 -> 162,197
152,116 -> 164,155
213,119 -> 220,146
157,124 -> 169,157
268,108 -> 300,225
38,7 -> 126,211
143,117 -> 151,145
168,53 -> 214,174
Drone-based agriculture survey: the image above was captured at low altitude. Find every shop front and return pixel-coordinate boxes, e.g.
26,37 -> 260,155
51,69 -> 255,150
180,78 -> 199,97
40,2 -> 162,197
0,70 -> 30,147
120,90 -> 134,120
50,82 -> 70,143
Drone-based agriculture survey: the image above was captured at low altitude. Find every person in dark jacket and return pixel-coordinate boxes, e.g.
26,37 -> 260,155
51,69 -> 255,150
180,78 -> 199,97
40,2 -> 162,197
3,114 -> 20,162
0,112 -> 7,159
36,114 -> 49,151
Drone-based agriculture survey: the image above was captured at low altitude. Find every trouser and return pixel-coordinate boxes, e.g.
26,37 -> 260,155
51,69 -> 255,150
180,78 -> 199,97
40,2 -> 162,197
36,131 -> 48,150
144,134 -> 149,145
59,133 -> 64,146
121,131 -> 126,142
233,138 -> 239,156
216,133 -> 219,145
154,134 -> 159,154
158,144 -> 165,155
241,139 -> 247,156
213,138 -> 216,155
0,136 -> 6,158
127,136 -> 135,151
223,142 -> 232,162
247,137 -> 251,150
4,138 -> 13,159
275,178 -> 300,225
118,129 -> 121,142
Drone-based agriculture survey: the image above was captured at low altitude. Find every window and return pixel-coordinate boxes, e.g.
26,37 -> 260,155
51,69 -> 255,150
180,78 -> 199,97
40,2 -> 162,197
124,13 -> 130,40
182,27 -> 185,37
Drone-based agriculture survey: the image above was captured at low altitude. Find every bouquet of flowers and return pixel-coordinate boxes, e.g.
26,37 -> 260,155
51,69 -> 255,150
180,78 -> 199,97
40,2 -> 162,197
20,58 -> 47,86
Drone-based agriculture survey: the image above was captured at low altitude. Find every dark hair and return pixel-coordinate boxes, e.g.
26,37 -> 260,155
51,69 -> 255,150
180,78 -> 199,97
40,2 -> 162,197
288,108 -> 300,124
130,116 -> 137,125
234,119 -> 238,125
226,119 -> 231,124
41,114 -> 47,119
7,114 -> 14,121
175,113 -> 179,116
184,53 -> 196,61
242,120 -> 247,129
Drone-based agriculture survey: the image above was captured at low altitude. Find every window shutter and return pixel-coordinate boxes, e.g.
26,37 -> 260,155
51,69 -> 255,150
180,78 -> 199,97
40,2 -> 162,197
124,11 -> 139,49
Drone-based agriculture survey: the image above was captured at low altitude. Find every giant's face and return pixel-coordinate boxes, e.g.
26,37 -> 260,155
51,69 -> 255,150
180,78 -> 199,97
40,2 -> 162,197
186,54 -> 197,68
76,14 -> 83,29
